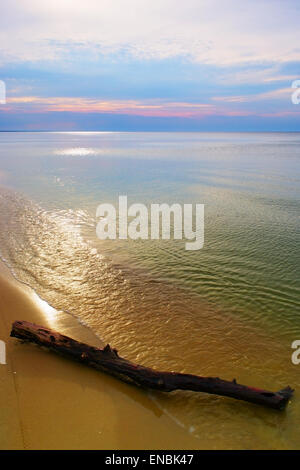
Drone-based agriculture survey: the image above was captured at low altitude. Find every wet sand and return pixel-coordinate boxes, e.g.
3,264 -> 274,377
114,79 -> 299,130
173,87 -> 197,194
0,261 -> 201,450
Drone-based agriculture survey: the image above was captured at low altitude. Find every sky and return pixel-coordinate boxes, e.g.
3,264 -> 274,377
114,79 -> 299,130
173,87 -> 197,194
0,0 -> 299,131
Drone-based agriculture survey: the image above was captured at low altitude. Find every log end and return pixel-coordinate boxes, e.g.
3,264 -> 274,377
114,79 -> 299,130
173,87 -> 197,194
276,386 -> 294,410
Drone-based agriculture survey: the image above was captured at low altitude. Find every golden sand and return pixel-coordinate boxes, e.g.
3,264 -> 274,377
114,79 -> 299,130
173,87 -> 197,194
0,261 -> 201,450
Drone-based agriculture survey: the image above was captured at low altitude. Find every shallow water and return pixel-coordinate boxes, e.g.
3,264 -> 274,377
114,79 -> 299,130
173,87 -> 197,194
0,131 -> 300,448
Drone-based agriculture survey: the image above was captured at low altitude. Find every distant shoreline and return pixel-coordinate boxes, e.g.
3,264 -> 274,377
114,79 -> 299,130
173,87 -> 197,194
0,130 -> 300,133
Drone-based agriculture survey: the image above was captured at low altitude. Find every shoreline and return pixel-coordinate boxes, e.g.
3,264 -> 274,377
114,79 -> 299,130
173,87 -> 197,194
0,261 -> 200,450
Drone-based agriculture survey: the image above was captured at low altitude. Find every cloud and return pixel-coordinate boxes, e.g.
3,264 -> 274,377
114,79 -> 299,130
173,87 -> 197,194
212,87 -> 292,103
4,95 -> 216,117
263,75 -> 300,83
0,0 -> 300,66
0,1 -> 299,131
5,94 -> 285,119
216,65 -> 300,86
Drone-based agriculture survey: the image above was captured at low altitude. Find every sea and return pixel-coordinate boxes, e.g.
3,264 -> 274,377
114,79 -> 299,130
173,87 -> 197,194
0,131 -> 299,448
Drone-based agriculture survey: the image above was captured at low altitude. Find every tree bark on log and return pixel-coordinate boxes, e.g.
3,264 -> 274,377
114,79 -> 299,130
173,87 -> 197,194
11,320 -> 293,410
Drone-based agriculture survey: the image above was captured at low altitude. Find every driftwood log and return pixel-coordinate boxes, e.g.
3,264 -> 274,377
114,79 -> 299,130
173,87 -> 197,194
11,320 -> 293,410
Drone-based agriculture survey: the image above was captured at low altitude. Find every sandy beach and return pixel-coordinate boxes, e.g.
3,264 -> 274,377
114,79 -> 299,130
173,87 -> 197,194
0,261 -> 202,450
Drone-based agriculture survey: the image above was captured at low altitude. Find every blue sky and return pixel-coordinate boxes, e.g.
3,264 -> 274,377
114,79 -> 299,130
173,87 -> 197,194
0,0 -> 299,131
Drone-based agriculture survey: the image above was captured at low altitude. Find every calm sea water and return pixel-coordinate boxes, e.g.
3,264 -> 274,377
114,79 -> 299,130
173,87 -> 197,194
0,131 -> 300,448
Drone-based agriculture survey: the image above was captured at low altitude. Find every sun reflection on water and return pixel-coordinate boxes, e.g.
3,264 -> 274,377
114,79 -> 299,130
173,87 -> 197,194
55,147 -> 96,157
31,292 -> 58,327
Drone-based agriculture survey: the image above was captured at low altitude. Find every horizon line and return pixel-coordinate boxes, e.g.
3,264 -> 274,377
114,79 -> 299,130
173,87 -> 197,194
1,130 -> 300,133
